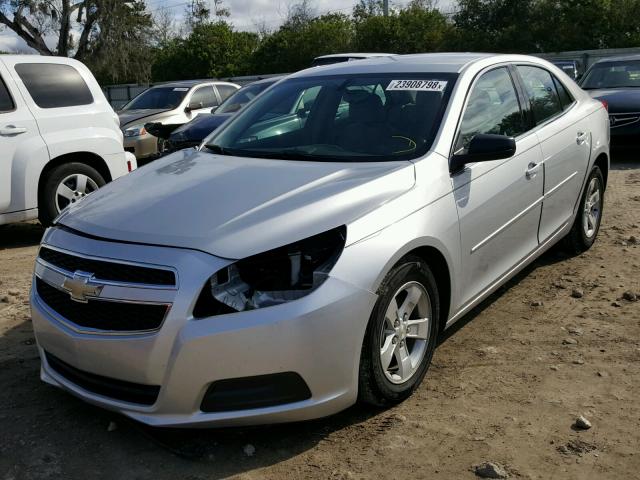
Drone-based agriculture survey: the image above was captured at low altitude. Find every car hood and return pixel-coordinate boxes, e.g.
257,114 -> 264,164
118,109 -> 172,128
585,89 -> 640,113
170,113 -> 234,142
56,149 -> 416,259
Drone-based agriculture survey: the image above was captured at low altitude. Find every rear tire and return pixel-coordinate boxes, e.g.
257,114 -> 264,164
39,163 -> 106,227
563,166 -> 604,254
358,256 -> 440,407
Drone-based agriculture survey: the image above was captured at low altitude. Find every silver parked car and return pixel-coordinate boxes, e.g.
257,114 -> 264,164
119,80 -> 239,161
31,53 -> 609,427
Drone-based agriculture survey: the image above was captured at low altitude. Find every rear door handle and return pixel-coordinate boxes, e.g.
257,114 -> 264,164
0,125 -> 28,136
526,162 -> 540,179
576,131 -> 588,145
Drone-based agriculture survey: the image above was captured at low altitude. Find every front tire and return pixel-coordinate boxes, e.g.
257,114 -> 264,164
39,163 -> 105,227
358,256 -> 440,407
563,166 -> 604,254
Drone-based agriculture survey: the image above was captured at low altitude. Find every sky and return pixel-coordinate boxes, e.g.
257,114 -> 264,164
0,0 -> 456,53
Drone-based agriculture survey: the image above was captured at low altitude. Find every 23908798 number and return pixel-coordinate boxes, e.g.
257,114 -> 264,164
386,80 -> 448,92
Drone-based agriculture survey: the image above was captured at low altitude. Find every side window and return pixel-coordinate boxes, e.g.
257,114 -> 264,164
0,75 -> 14,112
190,86 -> 218,108
217,84 -> 237,101
14,63 -> 93,108
553,77 -> 575,110
517,66 -> 563,125
456,67 -> 525,151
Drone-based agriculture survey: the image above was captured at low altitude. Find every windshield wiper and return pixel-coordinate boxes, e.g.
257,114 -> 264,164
205,144 -> 234,155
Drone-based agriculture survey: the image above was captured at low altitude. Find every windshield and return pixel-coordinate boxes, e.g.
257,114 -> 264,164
122,87 -> 189,110
581,60 -> 640,89
217,81 -> 275,114
204,73 -> 457,162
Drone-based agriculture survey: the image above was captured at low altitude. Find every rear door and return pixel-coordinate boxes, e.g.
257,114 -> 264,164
516,65 -> 592,241
0,60 -> 44,213
453,66 -> 545,308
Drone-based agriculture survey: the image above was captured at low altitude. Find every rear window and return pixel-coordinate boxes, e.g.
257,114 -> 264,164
0,75 -> 14,112
553,77 -> 575,110
15,63 -> 93,108
517,65 -> 563,125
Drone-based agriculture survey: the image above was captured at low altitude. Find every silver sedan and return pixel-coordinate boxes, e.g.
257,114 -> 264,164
31,53 -> 609,427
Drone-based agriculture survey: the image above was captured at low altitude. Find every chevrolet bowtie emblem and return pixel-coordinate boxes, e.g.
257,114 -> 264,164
62,271 -> 104,303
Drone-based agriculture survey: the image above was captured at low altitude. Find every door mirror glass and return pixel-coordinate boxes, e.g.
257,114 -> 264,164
451,134 -> 516,172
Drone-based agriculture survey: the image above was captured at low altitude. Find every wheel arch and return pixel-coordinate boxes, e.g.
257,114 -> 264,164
403,245 -> 452,332
38,152 -> 112,205
593,152 -> 609,190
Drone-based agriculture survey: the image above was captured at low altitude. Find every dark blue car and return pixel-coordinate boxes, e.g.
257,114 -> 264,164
165,76 -> 281,152
581,56 -> 640,147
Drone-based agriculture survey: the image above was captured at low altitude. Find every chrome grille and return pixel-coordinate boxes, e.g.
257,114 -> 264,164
39,246 -> 176,286
36,278 -> 169,333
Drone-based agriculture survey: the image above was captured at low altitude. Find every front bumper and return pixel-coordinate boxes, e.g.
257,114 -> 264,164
123,133 -> 158,160
30,227 -> 377,427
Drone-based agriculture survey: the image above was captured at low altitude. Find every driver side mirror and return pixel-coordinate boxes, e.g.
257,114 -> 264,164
186,101 -> 204,112
450,134 -> 516,173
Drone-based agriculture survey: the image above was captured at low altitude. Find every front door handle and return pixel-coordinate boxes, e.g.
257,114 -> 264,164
576,131 -> 588,145
526,162 -> 540,179
0,125 -> 28,136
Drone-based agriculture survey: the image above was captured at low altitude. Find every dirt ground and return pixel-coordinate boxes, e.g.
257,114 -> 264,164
0,155 -> 639,480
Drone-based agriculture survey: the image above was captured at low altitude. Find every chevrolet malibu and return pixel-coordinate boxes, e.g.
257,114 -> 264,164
31,54 -> 609,427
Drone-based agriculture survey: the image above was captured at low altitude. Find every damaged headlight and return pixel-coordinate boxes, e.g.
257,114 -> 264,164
193,226 -> 347,317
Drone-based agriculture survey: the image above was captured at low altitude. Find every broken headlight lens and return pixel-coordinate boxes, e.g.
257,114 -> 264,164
193,226 -> 347,317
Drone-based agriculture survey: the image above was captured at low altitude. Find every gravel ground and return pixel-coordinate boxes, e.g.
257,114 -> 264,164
0,155 -> 638,480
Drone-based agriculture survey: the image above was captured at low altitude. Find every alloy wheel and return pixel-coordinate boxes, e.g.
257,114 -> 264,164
55,174 -> 99,213
582,177 -> 602,239
379,281 -> 432,384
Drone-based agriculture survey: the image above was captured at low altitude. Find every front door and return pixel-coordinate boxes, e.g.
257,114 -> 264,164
452,66 -> 544,309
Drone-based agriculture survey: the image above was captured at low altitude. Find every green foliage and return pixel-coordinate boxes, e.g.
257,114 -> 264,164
250,13 -> 354,74
151,21 -> 259,81
144,0 -> 640,81
83,1 -> 154,84
452,0 -> 640,53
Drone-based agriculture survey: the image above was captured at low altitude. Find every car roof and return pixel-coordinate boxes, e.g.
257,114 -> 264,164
314,53 -> 395,60
592,55 -> 640,64
296,52 -> 497,77
248,76 -> 284,86
151,80 -> 237,89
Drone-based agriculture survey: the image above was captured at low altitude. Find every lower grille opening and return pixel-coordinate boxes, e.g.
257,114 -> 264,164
36,277 -> 168,333
200,372 -> 311,413
45,351 -> 160,406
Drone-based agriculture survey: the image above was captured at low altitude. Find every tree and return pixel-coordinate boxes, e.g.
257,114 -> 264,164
353,1 -> 451,53
452,0 -> 539,52
250,12 -> 354,73
84,1 -> 154,84
0,1 -> 151,58
0,1 -> 153,83
152,21 -> 259,81
152,6 -> 178,46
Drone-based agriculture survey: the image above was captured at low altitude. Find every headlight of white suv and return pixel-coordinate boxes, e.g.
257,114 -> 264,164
123,124 -> 147,137
193,226 -> 347,317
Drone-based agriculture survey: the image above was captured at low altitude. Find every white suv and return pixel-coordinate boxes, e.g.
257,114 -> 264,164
0,55 -> 136,226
